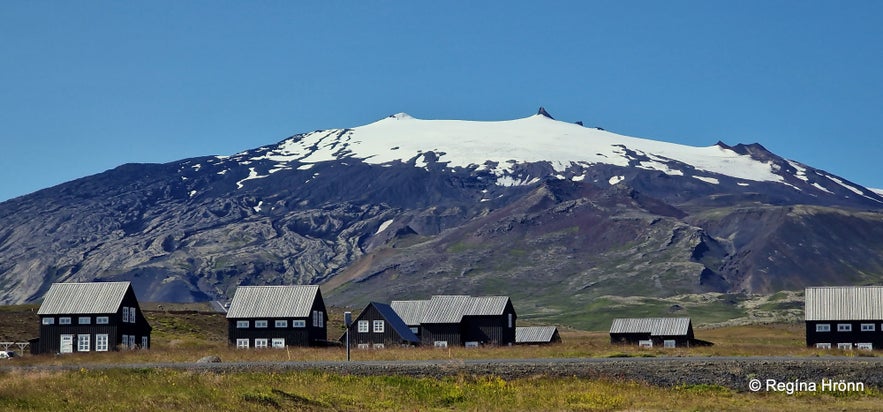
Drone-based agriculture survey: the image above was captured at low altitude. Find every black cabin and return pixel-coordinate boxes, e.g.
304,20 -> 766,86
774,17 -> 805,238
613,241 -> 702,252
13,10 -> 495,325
226,285 -> 327,348
805,286 -> 883,350
339,302 -> 419,348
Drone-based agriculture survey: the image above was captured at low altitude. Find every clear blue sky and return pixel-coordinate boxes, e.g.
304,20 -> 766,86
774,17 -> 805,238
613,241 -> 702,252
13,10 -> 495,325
2,1 -> 882,202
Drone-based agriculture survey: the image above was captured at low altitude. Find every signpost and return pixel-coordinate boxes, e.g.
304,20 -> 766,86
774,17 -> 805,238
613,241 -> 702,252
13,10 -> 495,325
344,311 -> 352,362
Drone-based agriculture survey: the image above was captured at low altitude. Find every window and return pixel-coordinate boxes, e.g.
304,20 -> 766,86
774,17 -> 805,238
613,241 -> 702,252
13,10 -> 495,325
42,317 -> 55,325
122,335 -> 132,349
60,335 -> 73,354
639,340 -> 653,348
508,313 -> 513,328
272,338 -> 285,348
465,341 -> 479,348
255,339 -> 268,349
236,320 -> 249,328
312,311 -> 324,328
122,307 -> 129,323
838,343 -> 853,350
358,320 -> 369,333
292,320 -> 306,328
79,317 -> 91,325
128,307 -> 136,323
275,320 -> 288,328
96,316 -> 109,324
861,323 -> 875,332
410,327 -> 419,334
664,340 -> 676,348
236,339 -> 249,349
373,320 -> 385,333
837,324 -> 852,332
816,324 -> 831,332
141,336 -> 149,349
59,317 -> 71,325
96,334 -> 109,352
255,320 -> 268,328
434,341 -> 448,348
858,343 -> 873,350
373,343 -> 385,349
357,343 -> 369,349
815,343 -> 831,349
77,334 -> 90,352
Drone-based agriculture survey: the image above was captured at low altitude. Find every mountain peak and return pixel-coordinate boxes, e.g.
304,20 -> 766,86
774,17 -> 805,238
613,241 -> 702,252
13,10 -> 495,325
536,107 -> 554,119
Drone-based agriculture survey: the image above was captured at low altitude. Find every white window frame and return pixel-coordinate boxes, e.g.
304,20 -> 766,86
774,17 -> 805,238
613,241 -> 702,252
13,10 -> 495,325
79,316 -> 91,325
128,307 -> 136,323
357,343 -> 369,349
236,339 -> 249,349
861,323 -> 875,332
373,343 -> 385,349
857,342 -> 873,350
465,341 -> 479,348
254,339 -> 268,349
236,320 -> 249,328
410,327 -> 419,334
433,341 -> 448,348
292,320 -> 306,328
639,340 -> 653,348
837,323 -> 852,332
816,324 -> 831,332
122,307 -> 129,323
255,320 -> 268,328
77,334 -> 90,352
96,316 -> 109,324
838,342 -> 853,350
59,317 -> 71,325
271,338 -> 285,348
275,320 -> 288,328
508,313 -> 513,328
373,320 -> 385,333
358,320 -> 369,333
663,340 -> 676,348
96,334 -> 109,352
42,317 -> 55,325
141,336 -> 149,349
815,342 -> 831,349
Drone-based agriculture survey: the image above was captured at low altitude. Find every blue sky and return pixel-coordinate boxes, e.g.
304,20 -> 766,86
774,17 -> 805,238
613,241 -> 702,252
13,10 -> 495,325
2,1 -> 882,202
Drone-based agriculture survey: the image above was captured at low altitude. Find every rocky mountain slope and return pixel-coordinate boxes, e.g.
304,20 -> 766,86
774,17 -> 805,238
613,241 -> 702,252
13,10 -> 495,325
1,109 -> 882,326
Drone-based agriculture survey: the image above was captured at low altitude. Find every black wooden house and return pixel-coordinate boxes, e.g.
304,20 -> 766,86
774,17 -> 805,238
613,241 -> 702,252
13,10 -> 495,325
33,282 -> 152,354
339,302 -> 419,348
609,317 -> 710,348
805,286 -> 883,350
226,285 -> 327,348
391,295 -> 517,347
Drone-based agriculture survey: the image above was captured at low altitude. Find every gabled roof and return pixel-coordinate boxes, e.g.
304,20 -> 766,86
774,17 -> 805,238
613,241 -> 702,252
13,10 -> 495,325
805,286 -> 883,321
226,285 -> 321,319
609,317 -> 691,336
392,295 -> 512,325
369,302 -> 420,343
389,300 -> 428,326
37,282 -> 133,315
516,326 -> 559,343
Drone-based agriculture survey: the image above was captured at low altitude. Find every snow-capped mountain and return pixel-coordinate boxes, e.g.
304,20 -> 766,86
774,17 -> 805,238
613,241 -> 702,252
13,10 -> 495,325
1,108 -> 882,326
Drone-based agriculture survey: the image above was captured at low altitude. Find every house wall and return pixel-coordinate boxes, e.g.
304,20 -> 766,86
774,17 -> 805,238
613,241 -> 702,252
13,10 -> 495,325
609,332 -> 651,345
806,320 -> 883,349
421,323 -> 461,347
345,305 -> 414,347
227,295 -> 327,347
462,314 -> 515,346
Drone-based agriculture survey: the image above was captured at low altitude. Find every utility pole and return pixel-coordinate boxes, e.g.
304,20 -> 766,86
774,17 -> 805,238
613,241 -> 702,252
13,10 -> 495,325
344,311 -> 352,362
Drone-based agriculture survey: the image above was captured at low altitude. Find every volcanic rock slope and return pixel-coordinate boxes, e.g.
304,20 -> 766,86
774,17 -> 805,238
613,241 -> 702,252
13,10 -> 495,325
2,109 -> 882,320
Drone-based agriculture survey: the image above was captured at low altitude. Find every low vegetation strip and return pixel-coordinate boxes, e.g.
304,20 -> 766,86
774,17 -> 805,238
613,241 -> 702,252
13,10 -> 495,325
6,357 -> 883,392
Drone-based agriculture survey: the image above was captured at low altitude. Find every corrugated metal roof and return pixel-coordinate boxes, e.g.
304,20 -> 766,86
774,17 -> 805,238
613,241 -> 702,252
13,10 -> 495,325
516,326 -> 558,343
371,302 -> 420,343
805,286 -> 883,321
226,285 -> 320,319
390,300 -> 429,326
609,317 -> 691,336
37,282 -> 132,315
392,295 -> 512,325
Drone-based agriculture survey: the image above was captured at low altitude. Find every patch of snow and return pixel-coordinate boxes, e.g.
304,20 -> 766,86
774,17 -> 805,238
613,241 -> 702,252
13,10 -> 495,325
872,188 -> 883,196
236,167 -> 268,189
693,176 -> 720,185
608,176 -> 624,185
217,170 -> 228,175
737,182 -> 750,187
253,201 -> 263,213
495,175 -> 539,187
375,219 -> 394,235
297,164 -> 314,170
788,160 -> 808,182
191,164 -> 202,171
189,190 -> 197,198
826,174 -> 865,196
572,174 -> 586,182
812,182 -> 833,194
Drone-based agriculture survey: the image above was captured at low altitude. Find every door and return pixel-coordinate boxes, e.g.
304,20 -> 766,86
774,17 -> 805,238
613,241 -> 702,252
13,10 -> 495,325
60,334 -> 73,354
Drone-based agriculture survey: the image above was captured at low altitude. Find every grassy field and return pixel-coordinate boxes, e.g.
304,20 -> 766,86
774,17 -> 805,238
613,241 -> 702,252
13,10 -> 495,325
2,303 -> 881,410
